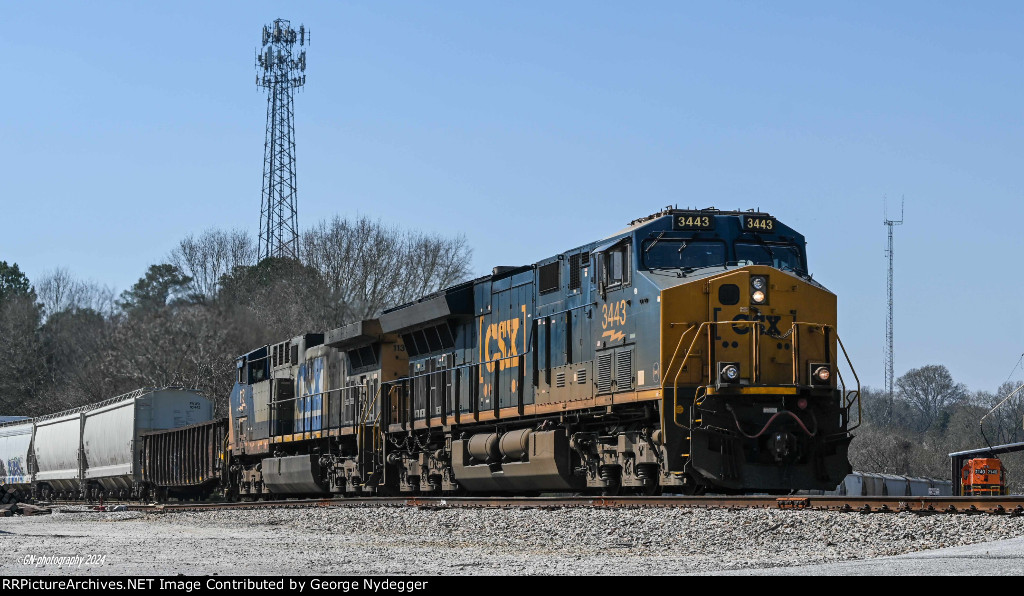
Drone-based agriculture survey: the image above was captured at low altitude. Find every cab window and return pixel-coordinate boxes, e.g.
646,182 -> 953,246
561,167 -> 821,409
642,239 -> 725,270
600,243 -> 630,288
735,242 -> 805,272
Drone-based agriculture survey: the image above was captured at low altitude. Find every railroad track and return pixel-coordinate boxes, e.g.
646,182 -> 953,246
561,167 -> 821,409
47,495 -> 1024,515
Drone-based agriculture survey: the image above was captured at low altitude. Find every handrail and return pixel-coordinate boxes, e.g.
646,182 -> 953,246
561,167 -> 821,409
659,323 -> 699,430
658,320 -> 862,436
671,322 -> 714,427
358,384 -> 384,427
356,382 -> 385,484
834,333 -> 862,431
668,320 -> 766,429
361,384 -> 397,487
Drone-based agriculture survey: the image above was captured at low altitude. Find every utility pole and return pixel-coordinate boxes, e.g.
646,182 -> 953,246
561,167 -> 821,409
884,197 -> 904,413
256,19 -> 309,261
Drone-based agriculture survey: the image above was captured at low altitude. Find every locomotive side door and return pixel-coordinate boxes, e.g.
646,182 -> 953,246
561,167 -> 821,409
593,239 -> 635,397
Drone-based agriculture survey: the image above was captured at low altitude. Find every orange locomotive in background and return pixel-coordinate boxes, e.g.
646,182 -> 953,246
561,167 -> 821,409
961,458 -> 1007,496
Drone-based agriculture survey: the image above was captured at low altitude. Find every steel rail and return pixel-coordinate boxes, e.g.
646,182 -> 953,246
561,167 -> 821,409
51,495 -> 1024,515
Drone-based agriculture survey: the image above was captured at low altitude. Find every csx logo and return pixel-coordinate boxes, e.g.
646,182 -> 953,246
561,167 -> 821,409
731,313 -> 783,335
482,317 -> 521,372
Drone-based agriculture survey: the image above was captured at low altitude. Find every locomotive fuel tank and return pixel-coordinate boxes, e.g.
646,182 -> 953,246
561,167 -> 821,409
261,454 -> 330,494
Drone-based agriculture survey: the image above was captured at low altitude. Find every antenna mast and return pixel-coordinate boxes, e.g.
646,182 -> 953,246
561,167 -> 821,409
884,197 -> 904,411
256,19 -> 308,261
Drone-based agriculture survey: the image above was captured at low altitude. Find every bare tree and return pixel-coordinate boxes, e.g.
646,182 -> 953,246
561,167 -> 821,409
397,232 -> 474,303
169,229 -> 257,301
849,424 -> 918,475
302,215 -> 473,323
36,268 -> 116,318
978,381 -> 1024,446
896,365 -> 967,432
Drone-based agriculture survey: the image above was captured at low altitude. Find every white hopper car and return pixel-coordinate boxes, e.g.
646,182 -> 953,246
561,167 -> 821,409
0,421 -> 33,491
0,388 -> 212,501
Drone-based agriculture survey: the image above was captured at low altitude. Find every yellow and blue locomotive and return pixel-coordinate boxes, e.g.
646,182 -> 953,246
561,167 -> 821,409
223,208 -> 860,497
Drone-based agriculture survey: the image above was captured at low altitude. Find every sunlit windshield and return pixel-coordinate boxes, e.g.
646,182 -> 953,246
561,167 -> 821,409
642,240 -> 726,270
735,242 -> 805,272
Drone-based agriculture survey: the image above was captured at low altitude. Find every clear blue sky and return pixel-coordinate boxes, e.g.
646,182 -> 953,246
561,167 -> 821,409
2,2 -> 1022,392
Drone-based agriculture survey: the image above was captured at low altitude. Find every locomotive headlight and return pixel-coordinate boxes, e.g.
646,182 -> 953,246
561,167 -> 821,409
718,362 -> 741,386
750,276 -> 768,304
809,363 -> 831,385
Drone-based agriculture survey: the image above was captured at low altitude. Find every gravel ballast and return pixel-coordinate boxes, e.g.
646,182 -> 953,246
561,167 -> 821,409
3,506 -> 1024,575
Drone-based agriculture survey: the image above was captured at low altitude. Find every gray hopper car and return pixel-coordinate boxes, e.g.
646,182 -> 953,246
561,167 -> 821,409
32,388 -> 213,501
799,471 -> 954,497
834,472 -> 953,497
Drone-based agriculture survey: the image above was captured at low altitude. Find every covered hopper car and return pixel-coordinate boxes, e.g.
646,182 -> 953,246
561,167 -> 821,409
6,388 -> 213,501
829,472 -> 952,497
0,421 -> 33,492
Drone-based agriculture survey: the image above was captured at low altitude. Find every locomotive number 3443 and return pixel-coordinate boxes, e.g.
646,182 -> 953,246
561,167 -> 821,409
601,299 -> 628,330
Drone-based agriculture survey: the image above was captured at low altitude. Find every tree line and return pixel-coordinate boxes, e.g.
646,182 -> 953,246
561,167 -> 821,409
0,216 -> 472,418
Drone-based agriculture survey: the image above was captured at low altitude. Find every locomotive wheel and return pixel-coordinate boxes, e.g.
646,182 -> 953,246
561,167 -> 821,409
636,484 -> 662,496
679,474 -> 707,496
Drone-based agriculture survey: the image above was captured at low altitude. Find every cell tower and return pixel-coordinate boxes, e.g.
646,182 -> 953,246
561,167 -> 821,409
884,198 -> 904,408
256,19 -> 308,261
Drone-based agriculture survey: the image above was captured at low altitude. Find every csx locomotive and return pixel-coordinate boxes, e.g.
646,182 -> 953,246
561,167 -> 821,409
219,207 -> 860,498
5,208 -> 862,500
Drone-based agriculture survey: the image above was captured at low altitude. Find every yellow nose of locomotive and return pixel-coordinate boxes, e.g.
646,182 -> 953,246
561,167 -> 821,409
659,265 -> 840,390
656,265 -> 857,492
